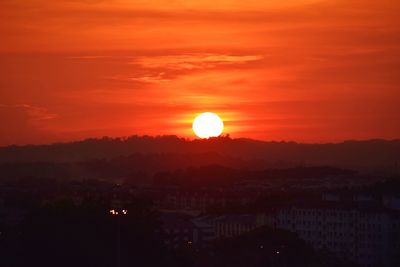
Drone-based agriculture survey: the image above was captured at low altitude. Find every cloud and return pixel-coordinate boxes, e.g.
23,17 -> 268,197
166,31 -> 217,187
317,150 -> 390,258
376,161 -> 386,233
0,104 -> 58,146
105,54 -> 264,84
132,54 -> 264,70
0,104 -> 58,122
111,72 -> 171,84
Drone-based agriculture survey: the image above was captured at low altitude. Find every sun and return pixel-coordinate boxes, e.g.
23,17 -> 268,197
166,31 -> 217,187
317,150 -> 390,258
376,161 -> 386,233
192,112 -> 224,139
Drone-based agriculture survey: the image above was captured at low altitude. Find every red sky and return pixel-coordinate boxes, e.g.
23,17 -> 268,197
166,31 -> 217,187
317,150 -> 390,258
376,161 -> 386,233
1,0 -> 399,145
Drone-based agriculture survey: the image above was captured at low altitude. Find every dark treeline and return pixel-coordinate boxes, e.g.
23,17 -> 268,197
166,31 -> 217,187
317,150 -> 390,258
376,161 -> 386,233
0,135 -> 399,174
1,199 -> 175,267
0,153 -> 261,185
0,199 -> 356,267
153,165 -> 356,187
0,157 -> 357,187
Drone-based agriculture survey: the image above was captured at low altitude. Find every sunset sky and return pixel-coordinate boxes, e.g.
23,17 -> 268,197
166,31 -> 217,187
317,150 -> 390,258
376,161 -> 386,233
1,0 -> 399,145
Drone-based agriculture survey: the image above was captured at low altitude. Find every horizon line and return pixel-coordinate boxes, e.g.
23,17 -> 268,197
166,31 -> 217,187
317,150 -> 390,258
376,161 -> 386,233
1,134 -> 399,149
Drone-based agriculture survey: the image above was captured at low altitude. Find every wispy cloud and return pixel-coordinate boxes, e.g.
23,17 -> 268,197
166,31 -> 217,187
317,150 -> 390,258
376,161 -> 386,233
107,54 -> 264,84
0,104 -> 58,121
111,72 -> 171,84
132,54 -> 264,70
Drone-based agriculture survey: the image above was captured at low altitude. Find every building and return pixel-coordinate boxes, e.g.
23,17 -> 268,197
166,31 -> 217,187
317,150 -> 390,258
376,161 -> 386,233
213,214 -> 259,238
267,203 -> 400,267
158,212 -> 213,249
155,189 -> 255,212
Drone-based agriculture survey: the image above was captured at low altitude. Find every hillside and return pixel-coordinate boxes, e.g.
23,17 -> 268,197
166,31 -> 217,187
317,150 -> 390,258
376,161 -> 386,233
0,136 -> 399,174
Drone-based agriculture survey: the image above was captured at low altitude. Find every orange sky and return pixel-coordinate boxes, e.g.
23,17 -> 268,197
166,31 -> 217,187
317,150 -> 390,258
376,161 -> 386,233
0,0 -> 399,145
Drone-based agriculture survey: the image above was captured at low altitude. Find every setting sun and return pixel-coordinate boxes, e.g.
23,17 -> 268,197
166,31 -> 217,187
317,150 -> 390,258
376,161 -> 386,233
192,112 -> 224,139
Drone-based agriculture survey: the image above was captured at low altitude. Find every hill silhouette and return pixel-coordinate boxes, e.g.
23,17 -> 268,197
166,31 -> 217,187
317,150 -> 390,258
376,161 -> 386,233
0,135 -> 399,174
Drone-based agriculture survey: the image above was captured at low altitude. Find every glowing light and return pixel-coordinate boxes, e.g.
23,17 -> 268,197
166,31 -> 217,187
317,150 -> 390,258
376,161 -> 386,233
109,209 -> 128,216
192,112 -> 224,138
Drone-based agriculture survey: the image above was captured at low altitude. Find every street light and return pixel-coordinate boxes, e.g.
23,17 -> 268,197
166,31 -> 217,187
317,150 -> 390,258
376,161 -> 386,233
109,209 -> 128,267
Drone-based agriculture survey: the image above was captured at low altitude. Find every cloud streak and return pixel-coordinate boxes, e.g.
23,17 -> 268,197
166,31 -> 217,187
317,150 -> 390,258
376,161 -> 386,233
132,54 -> 264,70
0,104 -> 58,121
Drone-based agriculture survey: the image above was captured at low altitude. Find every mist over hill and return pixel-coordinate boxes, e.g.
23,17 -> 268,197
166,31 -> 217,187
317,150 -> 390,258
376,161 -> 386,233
0,136 -> 399,174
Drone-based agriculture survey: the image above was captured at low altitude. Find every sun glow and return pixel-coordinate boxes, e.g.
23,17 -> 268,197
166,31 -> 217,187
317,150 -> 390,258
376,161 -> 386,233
192,112 -> 224,139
